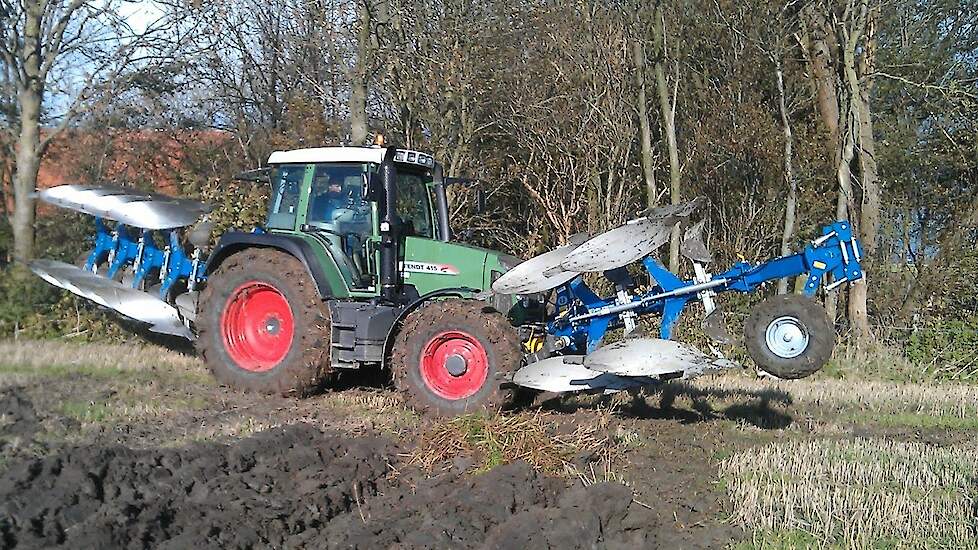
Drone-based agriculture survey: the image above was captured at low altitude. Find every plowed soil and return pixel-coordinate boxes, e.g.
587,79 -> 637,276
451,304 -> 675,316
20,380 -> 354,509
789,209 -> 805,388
0,342 -> 744,549
1,411 -> 662,549
3,340 -> 972,548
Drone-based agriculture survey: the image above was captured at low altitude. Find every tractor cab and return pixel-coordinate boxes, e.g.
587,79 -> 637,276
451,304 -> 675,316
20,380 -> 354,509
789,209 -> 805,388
261,146 -> 512,302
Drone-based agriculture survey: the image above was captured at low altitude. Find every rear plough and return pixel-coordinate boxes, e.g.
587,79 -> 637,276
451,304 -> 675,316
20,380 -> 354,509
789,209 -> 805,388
493,199 -> 864,393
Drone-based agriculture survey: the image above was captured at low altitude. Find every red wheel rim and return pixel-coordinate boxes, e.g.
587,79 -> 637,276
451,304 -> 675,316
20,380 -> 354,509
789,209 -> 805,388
419,331 -> 490,400
220,281 -> 295,372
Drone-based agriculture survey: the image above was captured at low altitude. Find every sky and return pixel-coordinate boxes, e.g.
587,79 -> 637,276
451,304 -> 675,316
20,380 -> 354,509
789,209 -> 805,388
118,0 -> 165,33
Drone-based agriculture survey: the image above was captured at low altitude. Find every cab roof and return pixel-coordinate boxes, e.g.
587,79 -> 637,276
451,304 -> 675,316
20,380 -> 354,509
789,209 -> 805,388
267,146 -> 386,165
267,146 -> 435,169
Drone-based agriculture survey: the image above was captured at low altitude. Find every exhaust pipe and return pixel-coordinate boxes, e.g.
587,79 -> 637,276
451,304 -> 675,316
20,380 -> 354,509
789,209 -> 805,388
431,163 -> 452,242
379,147 -> 400,301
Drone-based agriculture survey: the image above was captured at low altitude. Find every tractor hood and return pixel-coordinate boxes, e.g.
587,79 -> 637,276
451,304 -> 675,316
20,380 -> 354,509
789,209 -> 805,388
431,240 -> 520,286
400,238 -> 519,307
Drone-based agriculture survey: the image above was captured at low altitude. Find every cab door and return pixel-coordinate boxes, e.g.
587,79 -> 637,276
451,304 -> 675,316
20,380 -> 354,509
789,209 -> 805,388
298,163 -> 378,291
395,169 -> 462,294
265,164 -> 311,230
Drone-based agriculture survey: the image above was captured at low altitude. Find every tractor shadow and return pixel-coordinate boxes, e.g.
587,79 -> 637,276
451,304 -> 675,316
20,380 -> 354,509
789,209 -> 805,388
537,381 -> 795,430
328,367 -> 394,392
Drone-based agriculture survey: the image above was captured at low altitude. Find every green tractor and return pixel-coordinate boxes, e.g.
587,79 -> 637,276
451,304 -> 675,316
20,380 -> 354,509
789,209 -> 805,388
196,146 -> 523,414
34,145 -> 525,415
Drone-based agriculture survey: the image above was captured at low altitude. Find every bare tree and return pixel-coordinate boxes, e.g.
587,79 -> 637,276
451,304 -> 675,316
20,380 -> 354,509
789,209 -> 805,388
774,60 -> 798,294
840,0 -> 881,342
649,2 -> 683,271
630,12 -> 657,209
0,0 -> 175,265
483,3 -> 641,248
349,0 -> 371,144
800,0 -> 881,340
800,3 -> 848,321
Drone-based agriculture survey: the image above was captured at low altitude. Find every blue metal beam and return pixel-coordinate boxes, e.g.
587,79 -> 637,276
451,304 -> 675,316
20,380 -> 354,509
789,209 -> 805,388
543,220 -> 864,354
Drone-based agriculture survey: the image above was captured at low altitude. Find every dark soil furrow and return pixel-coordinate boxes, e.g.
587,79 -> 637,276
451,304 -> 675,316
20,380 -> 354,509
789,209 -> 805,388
0,423 -> 660,549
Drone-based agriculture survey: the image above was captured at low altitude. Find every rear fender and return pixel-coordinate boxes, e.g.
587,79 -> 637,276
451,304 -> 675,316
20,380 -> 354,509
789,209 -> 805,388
205,232 -> 335,298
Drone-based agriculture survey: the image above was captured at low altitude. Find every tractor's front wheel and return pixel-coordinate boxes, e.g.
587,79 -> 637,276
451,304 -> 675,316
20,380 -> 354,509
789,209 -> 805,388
196,249 -> 331,396
391,299 -> 522,416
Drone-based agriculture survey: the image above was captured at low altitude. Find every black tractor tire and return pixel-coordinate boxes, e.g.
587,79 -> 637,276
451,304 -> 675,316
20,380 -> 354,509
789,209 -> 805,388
196,248 -> 331,396
744,294 -> 834,379
391,299 -> 523,416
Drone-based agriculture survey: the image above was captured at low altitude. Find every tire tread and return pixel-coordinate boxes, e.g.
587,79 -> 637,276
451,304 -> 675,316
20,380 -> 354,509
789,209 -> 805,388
196,249 -> 332,396
390,299 -> 522,416
744,294 -> 834,379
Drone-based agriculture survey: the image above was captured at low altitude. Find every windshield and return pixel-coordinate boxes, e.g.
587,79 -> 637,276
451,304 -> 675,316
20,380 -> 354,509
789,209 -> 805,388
306,163 -> 372,237
266,164 -> 305,230
396,169 -> 435,239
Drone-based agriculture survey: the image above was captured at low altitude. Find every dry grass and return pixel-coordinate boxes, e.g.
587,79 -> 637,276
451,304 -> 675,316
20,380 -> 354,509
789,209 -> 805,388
0,339 -> 205,386
721,438 -> 978,548
409,411 -> 624,478
325,389 -> 404,411
0,339 -> 429,448
0,339 -> 201,371
687,372 -> 978,420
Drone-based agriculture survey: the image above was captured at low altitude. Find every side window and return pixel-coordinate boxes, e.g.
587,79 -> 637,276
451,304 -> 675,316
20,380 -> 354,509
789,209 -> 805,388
396,172 -> 434,239
306,164 -> 372,238
427,184 -> 442,241
266,165 -> 305,230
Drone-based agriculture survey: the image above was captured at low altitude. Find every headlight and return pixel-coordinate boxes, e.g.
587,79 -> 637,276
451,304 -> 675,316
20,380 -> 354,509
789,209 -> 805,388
394,149 -> 434,168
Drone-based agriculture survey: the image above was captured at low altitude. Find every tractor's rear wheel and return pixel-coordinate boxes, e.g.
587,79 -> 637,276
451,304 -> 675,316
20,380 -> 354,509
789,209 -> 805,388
197,249 -> 331,396
391,299 -> 522,416
744,294 -> 834,379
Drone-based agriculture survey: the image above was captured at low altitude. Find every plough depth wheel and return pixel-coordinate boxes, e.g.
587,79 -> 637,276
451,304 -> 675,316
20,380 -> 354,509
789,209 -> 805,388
744,294 -> 834,379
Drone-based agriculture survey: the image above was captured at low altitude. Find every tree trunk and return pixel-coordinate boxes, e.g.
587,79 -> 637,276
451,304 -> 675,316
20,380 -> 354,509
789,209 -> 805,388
650,5 -> 681,271
803,9 -> 842,148
12,88 -> 41,266
10,3 -> 45,268
631,38 -> 656,209
845,94 -> 876,342
775,66 -> 797,295
828,98 -> 858,325
803,7 -> 848,322
349,0 -> 370,145
587,169 -> 602,235
839,2 -> 878,343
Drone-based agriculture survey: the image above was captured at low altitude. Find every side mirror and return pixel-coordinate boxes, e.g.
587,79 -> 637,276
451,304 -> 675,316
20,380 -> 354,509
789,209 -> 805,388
443,176 -> 485,214
234,168 -> 271,184
362,172 -> 381,201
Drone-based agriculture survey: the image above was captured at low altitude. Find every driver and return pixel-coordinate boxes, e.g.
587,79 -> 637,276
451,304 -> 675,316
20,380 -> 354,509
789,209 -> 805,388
311,176 -> 354,225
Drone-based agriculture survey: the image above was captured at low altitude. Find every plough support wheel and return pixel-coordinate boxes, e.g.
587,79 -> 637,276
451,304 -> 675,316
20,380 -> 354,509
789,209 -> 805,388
744,294 -> 834,379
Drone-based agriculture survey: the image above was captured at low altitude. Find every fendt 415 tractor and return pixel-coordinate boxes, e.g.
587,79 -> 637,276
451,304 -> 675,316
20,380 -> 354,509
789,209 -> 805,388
196,147 -> 522,415
32,143 -> 865,415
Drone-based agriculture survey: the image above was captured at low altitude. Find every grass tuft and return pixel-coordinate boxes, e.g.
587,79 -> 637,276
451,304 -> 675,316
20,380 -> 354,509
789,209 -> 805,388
409,411 -> 625,478
59,400 -> 112,423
